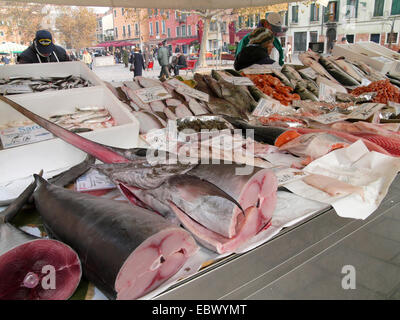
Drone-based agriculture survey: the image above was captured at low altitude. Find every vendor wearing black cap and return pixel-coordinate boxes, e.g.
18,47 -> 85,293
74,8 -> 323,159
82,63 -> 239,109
17,30 -> 70,64
235,13 -> 286,66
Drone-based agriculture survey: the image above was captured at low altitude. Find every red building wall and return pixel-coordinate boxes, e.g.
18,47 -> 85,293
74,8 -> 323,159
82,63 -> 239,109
146,9 -> 200,53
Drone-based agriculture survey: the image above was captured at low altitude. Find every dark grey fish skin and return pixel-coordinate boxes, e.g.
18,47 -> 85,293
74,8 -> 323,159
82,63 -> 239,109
95,161 -> 195,190
32,175 -> 197,300
319,57 -> 360,86
295,83 -> 319,101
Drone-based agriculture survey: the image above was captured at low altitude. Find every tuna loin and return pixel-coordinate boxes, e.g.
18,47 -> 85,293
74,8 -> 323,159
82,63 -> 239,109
32,176 -> 198,300
96,163 -> 278,254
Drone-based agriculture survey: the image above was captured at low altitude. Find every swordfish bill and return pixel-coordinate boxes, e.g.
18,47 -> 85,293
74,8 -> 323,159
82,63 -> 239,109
0,95 -> 130,164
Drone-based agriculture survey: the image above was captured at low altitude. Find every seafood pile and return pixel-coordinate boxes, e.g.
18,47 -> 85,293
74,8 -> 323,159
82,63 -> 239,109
3,44 -> 400,301
242,73 -> 300,106
350,80 -> 400,104
0,76 -> 92,95
49,107 -> 115,133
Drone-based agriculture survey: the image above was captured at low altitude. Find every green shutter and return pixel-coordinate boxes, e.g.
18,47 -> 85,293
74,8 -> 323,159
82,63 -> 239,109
392,0 -> 400,15
335,0 -> 340,21
356,0 -> 359,18
374,0 -> 384,16
310,4 -> 315,21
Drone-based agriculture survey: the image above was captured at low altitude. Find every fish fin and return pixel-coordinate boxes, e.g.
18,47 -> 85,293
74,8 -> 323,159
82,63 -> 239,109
168,174 -> 245,215
1,170 -> 43,224
48,154 -> 96,187
0,95 -> 131,164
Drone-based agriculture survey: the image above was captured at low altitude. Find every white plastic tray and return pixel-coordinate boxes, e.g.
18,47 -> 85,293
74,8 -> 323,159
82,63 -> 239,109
0,61 -> 105,90
0,86 -> 140,189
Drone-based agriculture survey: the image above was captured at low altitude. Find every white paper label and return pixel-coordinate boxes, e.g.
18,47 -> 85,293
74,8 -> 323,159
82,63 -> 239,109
276,168 -> 309,186
0,125 -> 53,148
76,169 -> 115,192
388,101 -> 400,115
167,79 -> 209,102
361,78 -> 372,86
220,74 -> 254,86
310,112 -> 349,124
252,98 -> 287,117
134,86 -> 172,103
319,82 -> 337,103
348,103 -> 385,120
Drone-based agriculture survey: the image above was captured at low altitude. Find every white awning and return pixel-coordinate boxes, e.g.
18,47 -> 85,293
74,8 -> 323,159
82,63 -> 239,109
8,0 -> 297,9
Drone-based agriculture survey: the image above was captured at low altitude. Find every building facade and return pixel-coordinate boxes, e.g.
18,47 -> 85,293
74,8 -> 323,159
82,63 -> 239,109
146,9 -> 200,54
286,0 -> 400,53
102,9 -> 114,41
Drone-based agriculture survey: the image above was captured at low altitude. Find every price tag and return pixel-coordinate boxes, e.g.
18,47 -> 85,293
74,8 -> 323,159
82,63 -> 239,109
252,98 -> 287,117
76,169 -> 115,192
388,101 -> 400,115
166,78 -> 209,102
220,74 -> 254,86
134,86 -> 172,103
275,168 -> 309,186
0,125 -> 53,149
318,82 -> 337,103
361,78 -> 372,86
309,112 -> 349,124
348,103 -> 386,120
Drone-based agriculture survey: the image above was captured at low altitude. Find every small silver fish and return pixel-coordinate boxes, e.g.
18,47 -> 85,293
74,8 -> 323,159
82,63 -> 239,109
83,115 -> 112,124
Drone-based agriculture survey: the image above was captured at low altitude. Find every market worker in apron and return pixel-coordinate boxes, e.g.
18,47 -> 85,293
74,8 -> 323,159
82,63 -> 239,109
235,13 -> 286,66
234,28 -> 275,71
17,30 -> 70,64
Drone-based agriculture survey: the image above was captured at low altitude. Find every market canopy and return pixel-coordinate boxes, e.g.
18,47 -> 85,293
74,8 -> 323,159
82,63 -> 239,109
0,42 -> 28,54
169,37 -> 198,45
8,0 -> 300,9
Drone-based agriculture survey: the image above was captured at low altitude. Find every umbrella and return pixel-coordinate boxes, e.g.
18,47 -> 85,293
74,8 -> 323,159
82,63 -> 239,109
0,42 -> 28,54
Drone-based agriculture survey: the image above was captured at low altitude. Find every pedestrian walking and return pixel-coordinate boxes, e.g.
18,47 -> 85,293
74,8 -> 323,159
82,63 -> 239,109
285,42 -> 292,63
82,50 -> 92,69
129,47 -> 146,78
122,47 -> 129,68
157,40 -> 170,79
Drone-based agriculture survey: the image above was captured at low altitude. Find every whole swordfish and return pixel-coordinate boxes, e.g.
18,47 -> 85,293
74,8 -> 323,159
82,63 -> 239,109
0,95 -> 278,254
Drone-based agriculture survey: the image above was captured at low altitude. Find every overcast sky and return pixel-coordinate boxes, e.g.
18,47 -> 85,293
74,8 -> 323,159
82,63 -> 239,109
90,6 -> 110,13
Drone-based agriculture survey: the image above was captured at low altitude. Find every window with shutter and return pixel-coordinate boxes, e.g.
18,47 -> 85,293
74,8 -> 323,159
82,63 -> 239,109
392,0 -> 400,15
373,0 -> 384,16
292,5 -> 299,23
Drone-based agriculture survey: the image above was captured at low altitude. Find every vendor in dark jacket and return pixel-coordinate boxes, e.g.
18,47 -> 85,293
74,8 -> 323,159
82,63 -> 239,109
234,28 -> 275,71
17,30 -> 70,64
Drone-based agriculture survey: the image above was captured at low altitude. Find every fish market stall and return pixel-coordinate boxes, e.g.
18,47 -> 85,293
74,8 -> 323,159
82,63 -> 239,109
2,4 -> 400,298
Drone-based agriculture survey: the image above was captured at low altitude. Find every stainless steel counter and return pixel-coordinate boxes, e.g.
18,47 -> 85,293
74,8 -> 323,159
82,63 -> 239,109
155,175 -> 400,300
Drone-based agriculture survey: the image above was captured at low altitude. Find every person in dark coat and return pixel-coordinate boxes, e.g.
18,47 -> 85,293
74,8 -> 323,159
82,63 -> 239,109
174,52 -> 187,76
17,30 -> 70,64
234,28 -> 275,71
129,47 -> 146,77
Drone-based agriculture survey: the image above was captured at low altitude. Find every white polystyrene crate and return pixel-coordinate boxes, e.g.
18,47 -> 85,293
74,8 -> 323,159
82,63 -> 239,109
332,44 -> 396,74
0,86 -> 140,188
0,61 -> 105,90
